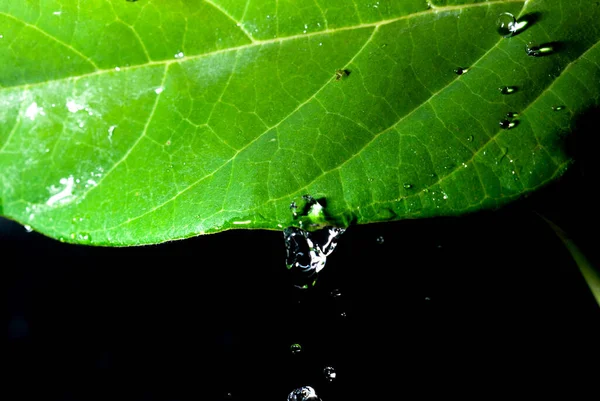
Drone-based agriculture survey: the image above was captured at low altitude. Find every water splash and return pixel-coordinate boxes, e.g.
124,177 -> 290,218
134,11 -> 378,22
284,226 -> 345,289
287,386 -> 319,401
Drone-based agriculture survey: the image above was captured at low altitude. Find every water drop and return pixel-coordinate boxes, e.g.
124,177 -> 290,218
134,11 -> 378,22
24,225 -> 33,233
552,105 -> 565,111
499,119 -> 516,129
376,236 -> 385,244
174,51 -> 185,59
403,183 -> 413,189
323,366 -> 337,382
76,232 -> 92,243
466,135 -> 473,142
284,226 -> 346,289
335,69 -> 350,81
340,312 -> 347,318
496,12 -> 517,37
506,111 -> 519,119
498,86 -> 517,95
290,343 -> 302,355
330,288 -> 342,298
287,386 -> 319,401
526,42 -> 554,57
453,67 -> 469,75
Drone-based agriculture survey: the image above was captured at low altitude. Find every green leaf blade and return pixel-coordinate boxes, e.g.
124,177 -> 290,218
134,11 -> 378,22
1,0 -> 599,245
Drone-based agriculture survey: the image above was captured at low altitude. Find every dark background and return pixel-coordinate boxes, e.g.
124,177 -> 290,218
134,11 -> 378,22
4,108 -> 600,400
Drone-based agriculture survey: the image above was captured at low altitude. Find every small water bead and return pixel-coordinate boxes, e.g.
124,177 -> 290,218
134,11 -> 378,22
174,51 -> 185,59
526,42 -> 554,57
453,67 -> 469,75
499,119 -> 516,129
466,135 -> 473,142
290,343 -> 302,355
403,183 -> 413,189
506,111 -> 519,119
498,86 -> 517,95
552,105 -> 565,111
330,288 -> 342,298
376,236 -> 385,244
323,366 -> 337,382
287,386 -> 319,401
496,12 -> 517,37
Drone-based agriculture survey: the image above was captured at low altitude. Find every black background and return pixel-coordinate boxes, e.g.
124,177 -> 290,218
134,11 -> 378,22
4,108 -> 600,400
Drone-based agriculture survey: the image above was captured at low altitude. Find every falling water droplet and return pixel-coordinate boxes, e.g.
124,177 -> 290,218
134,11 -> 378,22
499,120 -> 516,129
496,12 -> 517,37
453,67 -> 469,75
323,366 -> 337,382
506,111 -> 519,119
552,105 -> 565,111
403,183 -> 413,189
290,343 -> 302,355
498,86 -> 517,95
526,42 -> 554,57
284,226 -> 346,289
376,236 -> 385,244
287,386 -> 319,401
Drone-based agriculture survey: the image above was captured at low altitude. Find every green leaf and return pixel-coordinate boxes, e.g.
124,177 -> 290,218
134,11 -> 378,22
1,0 -> 599,245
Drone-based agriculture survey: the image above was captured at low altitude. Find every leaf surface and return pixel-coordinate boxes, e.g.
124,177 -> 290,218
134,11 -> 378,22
1,0 -> 599,245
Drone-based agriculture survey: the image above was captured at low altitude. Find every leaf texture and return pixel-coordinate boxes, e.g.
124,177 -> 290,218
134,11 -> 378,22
1,0 -> 599,245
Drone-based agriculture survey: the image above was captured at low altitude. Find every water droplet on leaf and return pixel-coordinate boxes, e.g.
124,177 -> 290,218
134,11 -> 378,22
498,86 -> 517,95
453,67 -> 469,75
323,366 -> 337,382
403,183 -> 413,189
499,119 -> 516,129
496,12 -> 517,37
174,51 -> 185,59
526,42 -> 554,57
506,111 -> 519,119
335,69 -> 350,81
466,135 -> 473,142
287,386 -> 319,401
24,225 -> 33,233
552,105 -> 565,111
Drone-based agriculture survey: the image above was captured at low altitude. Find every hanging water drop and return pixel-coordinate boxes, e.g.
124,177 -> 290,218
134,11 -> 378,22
323,366 -> 337,382
496,12 -> 517,37
498,86 -> 517,95
290,343 -> 302,355
287,386 -> 319,401
506,111 -> 519,119
499,120 -> 516,129
284,226 -> 345,289
24,225 -> 33,233
552,105 -> 565,111
453,67 -> 469,75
